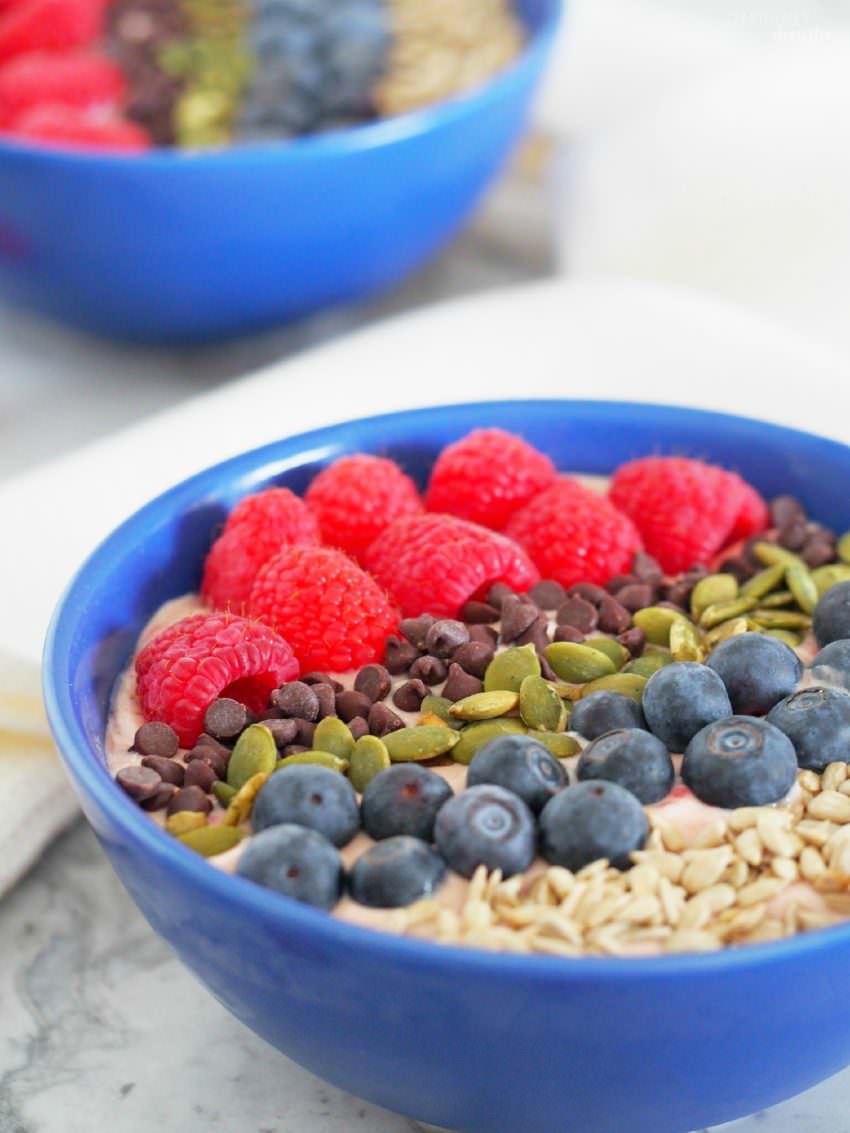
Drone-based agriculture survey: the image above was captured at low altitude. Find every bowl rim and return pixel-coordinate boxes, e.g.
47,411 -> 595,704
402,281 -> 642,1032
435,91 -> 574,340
43,396 -> 850,979
0,0 -> 562,167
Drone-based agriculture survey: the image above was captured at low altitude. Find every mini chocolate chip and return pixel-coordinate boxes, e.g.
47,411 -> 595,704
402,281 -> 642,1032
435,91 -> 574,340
354,664 -> 392,703
632,552 -> 663,585
409,655 -> 448,686
368,700 -> 405,738
336,689 -> 373,723
617,626 -> 646,658
400,615 -> 436,650
556,596 -> 598,634
166,786 -> 212,817
294,719 -> 316,747
460,600 -> 500,624
195,733 -> 232,757
186,748 -> 227,780
140,755 -> 184,786
802,537 -> 836,568
567,582 -> 608,607
384,635 -> 420,675
117,764 -> 161,801
442,663 -> 483,702
348,716 -> 370,741
486,582 -> 515,609
615,583 -> 655,613
141,783 -> 177,812
467,624 -> 498,647
540,656 -> 560,682
499,595 -> 538,644
528,580 -> 567,610
393,679 -> 428,713
771,495 -> 806,528
605,574 -> 638,595
283,745 -> 309,756
301,671 -> 332,687
272,681 -> 320,721
312,683 -> 337,720
452,641 -> 495,678
132,721 -> 179,758
597,594 -> 632,635
554,624 -> 585,644
203,697 -> 249,740
718,556 -> 756,583
778,520 -> 808,551
425,619 -> 470,657
261,707 -> 285,720
515,614 -> 551,655
184,760 -> 216,792
257,718 -> 299,747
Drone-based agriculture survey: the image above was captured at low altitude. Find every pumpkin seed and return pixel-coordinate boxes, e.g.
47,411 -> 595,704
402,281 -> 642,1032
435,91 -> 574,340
227,724 -> 277,790
313,716 -> 355,759
752,541 -> 804,569
704,617 -> 751,648
384,725 -> 461,762
690,574 -> 738,620
212,780 -> 237,806
451,718 -> 526,765
741,563 -> 787,600
584,637 -> 630,669
449,690 -> 520,721
178,824 -> 243,858
420,694 -> 465,730
812,563 -> 850,594
624,651 -> 672,678
786,563 -> 819,614
222,771 -> 269,826
349,735 -> 391,793
758,589 -> 794,608
580,673 -> 647,701
669,619 -> 706,662
275,751 -> 349,773
527,730 -> 580,759
166,811 -> 207,836
762,628 -> 802,648
752,608 -> 812,629
699,596 -> 758,629
484,643 -> 541,693
838,532 -> 850,564
632,606 -> 690,646
544,642 -> 617,684
519,675 -> 566,732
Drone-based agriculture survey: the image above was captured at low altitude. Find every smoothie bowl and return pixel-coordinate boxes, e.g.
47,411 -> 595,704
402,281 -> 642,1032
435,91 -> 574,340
43,400 -> 850,1133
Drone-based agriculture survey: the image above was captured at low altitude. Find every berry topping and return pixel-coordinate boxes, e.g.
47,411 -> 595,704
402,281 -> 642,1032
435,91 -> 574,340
360,764 -> 454,842
252,765 -> 360,847
364,513 -> 539,618
8,103 -> 150,149
706,633 -> 802,716
305,453 -> 422,562
201,487 -> 320,613
540,780 -> 649,872
810,639 -> 850,692
0,0 -> 108,64
576,729 -> 674,805
237,824 -> 343,909
725,474 -> 770,543
767,686 -> 850,772
249,545 -> 400,673
425,427 -> 556,531
609,456 -> 755,574
813,580 -> 850,647
641,662 -> 733,753
466,734 -> 566,814
0,50 -> 125,127
505,477 -> 642,590
682,717 -> 798,808
348,836 -> 446,908
433,784 -> 536,879
569,690 -> 647,741
135,612 -> 298,748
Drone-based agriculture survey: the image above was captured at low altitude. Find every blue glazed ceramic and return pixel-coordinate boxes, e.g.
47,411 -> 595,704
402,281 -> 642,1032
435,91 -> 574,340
44,401 -> 850,1133
0,0 -> 560,344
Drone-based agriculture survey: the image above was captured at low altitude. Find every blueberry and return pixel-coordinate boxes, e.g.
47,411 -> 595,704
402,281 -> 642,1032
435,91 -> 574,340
570,691 -> 646,740
433,785 -> 536,879
767,686 -> 850,771
682,716 -> 797,807
237,824 -> 342,908
322,2 -> 388,114
539,781 -> 648,871
813,581 -> 850,647
810,639 -> 850,692
253,765 -> 360,846
467,735 -> 567,814
642,662 -> 732,752
706,632 -> 802,716
361,764 -> 453,842
577,728 -> 674,804
348,836 -> 446,908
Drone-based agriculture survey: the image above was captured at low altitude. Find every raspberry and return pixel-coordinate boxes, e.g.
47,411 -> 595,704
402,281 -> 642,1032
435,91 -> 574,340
0,51 -> 126,127
135,612 -> 298,748
9,104 -> 151,150
201,487 -> 320,612
305,453 -> 422,562
725,473 -> 769,544
249,546 -> 400,673
425,428 -> 557,531
609,457 -> 746,574
0,0 -> 108,63
505,478 -> 642,590
363,513 -> 540,618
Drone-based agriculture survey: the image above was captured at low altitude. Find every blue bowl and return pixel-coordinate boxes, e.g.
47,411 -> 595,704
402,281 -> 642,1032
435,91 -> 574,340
43,400 -> 850,1133
0,0 -> 560,344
